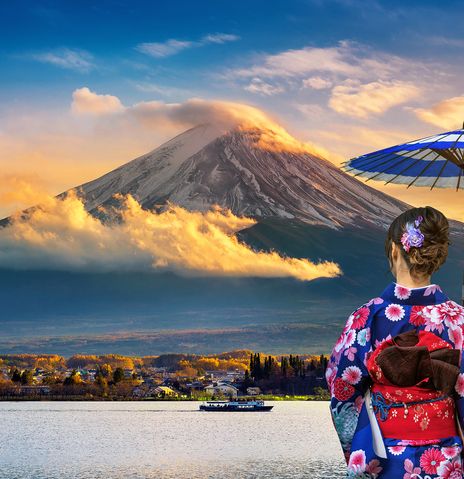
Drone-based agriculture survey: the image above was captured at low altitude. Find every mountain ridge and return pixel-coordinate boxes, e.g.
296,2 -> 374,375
64,123 -> 410,230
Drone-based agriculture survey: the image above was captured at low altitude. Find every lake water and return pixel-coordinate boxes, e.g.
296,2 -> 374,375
0,401 -> 346,479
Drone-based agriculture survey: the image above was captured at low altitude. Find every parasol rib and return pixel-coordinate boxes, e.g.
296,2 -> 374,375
383,150 -> 440,185
456,167 -> 463,191
407,153 -> 442,188
430,159 -> 449,190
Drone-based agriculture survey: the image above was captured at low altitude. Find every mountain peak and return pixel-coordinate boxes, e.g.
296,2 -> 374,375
73,123 -> 408,230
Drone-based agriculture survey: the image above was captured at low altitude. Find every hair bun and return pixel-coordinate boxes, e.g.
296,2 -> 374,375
386,206 -> 449,278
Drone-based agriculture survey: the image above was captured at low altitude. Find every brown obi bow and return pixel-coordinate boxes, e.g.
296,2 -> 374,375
376,330 -> 460,395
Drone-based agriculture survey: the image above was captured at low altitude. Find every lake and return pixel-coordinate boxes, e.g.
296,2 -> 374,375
0,401 -> 346,479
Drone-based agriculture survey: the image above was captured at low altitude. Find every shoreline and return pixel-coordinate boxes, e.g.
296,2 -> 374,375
0,394 -> 329,402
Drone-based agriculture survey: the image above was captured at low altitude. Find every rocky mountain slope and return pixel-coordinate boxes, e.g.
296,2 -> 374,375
74,123 -> 409,230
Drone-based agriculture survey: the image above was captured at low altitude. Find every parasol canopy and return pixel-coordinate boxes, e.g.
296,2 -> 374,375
342,126 -> 464,190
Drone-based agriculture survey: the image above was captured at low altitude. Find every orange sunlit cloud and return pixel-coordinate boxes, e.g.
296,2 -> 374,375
329,80 -> 420,119
414,95 -> 464,130
0,191 -> 341,280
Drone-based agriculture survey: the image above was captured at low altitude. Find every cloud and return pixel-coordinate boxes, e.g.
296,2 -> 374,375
223,41 -> 432,118
136,39 -> 194,58
136,33 -> 239,58
71,87 -> 125,115
120,97 -> 329,156
329,80 -> 420,119
67,89 -> 328,156
309,125 -> 414,161
229,41 -> 411,81
0,192 -> 341,280
422,35 -> 464,48
32,48 -> 94,72
302,76 -> 332,90
132,82 -> 189,97
202,33 -> 240,44
414,95 -> 464,130
244,78 -> 284,96
0,174 -> 50,210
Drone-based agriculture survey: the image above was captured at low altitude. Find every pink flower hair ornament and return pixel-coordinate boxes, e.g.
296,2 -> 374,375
400,215 -> 424,253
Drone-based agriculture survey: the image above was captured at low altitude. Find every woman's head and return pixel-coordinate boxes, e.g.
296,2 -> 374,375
385,206 -> 450,281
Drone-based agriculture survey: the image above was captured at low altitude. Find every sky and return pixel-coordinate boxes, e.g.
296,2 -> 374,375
1,0 -> 464,220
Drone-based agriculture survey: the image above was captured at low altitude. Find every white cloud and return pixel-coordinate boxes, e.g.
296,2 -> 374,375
32,48 -> 95,72
414,95 -> 464,130
202,33 -> 240,44
71,87 -> 125,115
136,39 -> 194,58
424,35 -> 464,48
223,41 -> 433,119
329,80 -> 420,119
133,82 -> 189,98
229,41 -> 412,81
136,33 -> 239,58
302,76 -> 332,90
244,78 -> 284,96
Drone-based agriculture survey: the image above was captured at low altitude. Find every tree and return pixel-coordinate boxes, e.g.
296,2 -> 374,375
113,367 -> 125,384
99,364 -> 113,378
63,369 -> 82,386
10,368 -> 21,383
281,356 -> 289,377
241,368 -> 254,393
95,371 -> 108,389
250,353 -> 263,380
20,370 -> 34,385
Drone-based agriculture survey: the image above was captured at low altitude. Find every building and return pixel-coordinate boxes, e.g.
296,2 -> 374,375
204,381 -> 239,398
153,386 -> 179,398
246,387 -> 261,396
185,381 -> 206,391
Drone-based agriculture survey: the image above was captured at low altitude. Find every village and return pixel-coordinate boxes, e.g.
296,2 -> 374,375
0,350 -> 329,400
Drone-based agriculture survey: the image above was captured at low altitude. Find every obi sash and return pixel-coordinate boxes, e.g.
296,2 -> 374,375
366,330 -> 460,441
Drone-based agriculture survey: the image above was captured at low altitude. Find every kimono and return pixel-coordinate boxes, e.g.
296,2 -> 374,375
326,281 -> 464,479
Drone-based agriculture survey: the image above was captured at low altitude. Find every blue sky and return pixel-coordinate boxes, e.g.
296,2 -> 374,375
2,0 -> 464,105
1,0 -> 464,219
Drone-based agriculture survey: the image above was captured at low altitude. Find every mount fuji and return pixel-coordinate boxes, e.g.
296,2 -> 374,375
73,123 -> 407,229
1,121 -> 463,355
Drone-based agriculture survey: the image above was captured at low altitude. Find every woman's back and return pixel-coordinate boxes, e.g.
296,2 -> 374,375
327,207 -> 464,478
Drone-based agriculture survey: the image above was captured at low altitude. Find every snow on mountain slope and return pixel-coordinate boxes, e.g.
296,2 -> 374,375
73,123 -> 408,230
79,123 -> 223,211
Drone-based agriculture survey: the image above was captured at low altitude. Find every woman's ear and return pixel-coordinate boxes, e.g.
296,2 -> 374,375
390,242 -> 398,273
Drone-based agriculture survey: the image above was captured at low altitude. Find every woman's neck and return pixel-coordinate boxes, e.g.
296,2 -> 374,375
395,270 -> 432,289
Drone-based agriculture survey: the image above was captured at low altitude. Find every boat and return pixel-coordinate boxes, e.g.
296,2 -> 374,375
199,398 -> 273,411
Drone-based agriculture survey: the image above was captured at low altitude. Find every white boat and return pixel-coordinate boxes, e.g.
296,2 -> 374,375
199,398 -> 273,411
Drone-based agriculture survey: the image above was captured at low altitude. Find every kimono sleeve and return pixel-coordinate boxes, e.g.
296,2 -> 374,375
325,302 -> 374,462
454,348 -> 464,446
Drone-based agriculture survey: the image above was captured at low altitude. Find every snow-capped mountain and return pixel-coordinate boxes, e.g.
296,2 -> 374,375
74,123 -> 408,230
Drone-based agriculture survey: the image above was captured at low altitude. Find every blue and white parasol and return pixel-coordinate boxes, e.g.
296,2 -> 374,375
342,126 -> 464,190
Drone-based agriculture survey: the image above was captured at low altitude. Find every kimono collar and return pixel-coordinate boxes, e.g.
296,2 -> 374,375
380,281 -> 448,306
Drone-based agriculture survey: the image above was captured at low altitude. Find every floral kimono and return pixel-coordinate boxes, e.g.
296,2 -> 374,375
326,281 -> 464,479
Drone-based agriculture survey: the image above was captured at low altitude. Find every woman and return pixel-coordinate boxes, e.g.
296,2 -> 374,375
326,206 -> 464,478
